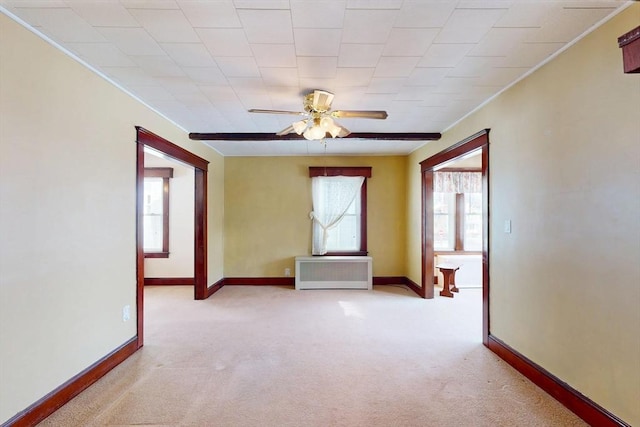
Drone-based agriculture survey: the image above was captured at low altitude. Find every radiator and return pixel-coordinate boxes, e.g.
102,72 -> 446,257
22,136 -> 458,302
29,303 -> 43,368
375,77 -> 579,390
295,256 -> 372,290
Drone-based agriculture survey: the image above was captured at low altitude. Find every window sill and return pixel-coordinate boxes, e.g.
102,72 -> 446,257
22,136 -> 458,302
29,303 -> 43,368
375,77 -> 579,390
321,251 -> 368,256
434,250 -> 482,255
144,252 -> 169,258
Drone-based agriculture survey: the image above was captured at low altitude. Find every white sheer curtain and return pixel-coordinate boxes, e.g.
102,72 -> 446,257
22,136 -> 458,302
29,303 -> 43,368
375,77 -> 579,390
310,176 -> 364,255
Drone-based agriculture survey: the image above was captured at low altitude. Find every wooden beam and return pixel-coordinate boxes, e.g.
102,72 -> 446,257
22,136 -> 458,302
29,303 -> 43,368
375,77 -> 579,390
189,132 -> 441,141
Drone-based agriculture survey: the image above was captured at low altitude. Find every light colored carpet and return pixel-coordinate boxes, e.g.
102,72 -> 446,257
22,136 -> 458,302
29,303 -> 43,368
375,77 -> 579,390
38,285 -> 586,426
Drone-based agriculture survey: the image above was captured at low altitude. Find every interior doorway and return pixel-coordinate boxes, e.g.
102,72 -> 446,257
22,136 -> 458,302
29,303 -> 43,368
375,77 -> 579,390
420,129 -> 490,345
135,127 -> 209,348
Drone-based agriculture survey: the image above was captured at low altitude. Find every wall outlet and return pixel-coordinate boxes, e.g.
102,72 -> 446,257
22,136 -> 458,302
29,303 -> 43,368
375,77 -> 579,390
284,268 -> 291,277
122,305 -> 131,322
504,219 -> 512,234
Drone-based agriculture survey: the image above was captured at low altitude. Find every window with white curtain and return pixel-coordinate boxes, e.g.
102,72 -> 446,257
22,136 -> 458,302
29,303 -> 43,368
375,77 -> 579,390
433,170 -> 482,252
308,167 -> 371,256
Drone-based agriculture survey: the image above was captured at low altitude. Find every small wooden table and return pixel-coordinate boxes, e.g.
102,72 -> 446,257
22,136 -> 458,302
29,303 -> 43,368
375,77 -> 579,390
436,263 -> 461,298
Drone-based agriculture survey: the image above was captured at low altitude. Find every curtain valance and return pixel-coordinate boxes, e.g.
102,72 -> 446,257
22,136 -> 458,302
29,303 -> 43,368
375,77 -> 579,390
434,171 -> 481,193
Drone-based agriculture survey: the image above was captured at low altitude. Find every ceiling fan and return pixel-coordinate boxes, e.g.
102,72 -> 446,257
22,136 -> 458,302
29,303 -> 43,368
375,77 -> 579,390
248,90 -> 388,140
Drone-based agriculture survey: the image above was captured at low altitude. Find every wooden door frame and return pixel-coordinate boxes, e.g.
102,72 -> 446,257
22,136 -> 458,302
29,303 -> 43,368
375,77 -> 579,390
420,129 -> 490,345
135,127 -> 209,348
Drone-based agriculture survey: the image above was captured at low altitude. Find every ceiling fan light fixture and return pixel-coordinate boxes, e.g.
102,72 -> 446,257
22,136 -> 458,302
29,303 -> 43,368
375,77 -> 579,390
303,123 -> 326,140
292,119 -> 308,135
248,89 -> 386,140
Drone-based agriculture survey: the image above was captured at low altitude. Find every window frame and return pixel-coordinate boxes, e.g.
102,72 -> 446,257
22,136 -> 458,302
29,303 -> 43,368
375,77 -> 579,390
143,167 -> 173,258
433,168 -> 482,253
309,166 -> 371,256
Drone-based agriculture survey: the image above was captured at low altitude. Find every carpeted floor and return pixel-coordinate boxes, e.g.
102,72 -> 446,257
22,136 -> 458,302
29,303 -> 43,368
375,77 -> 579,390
38,285 -> 586,426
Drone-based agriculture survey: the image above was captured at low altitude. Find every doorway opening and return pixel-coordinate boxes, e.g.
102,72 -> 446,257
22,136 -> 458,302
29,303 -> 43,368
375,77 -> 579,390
420,129 -> 490,345
135,127 -> 209,348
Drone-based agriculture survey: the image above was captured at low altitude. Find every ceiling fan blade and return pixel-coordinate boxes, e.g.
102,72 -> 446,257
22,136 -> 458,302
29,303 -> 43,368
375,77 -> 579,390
331,110 -> 388,120
276,125 -> 296,136
248,109 -> 307,116
311,90 -> 334,112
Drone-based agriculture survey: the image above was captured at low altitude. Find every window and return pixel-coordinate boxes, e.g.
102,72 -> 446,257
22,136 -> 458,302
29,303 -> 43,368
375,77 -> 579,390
143,168 -> 172,258
433,170 -> 482,252
309,167 -> 371,256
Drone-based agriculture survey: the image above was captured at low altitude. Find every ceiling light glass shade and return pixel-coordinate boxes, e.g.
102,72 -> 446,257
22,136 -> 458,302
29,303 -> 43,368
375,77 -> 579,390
303,124 -> 326,140
292,120 -> 308,135
320,116 -> 349,138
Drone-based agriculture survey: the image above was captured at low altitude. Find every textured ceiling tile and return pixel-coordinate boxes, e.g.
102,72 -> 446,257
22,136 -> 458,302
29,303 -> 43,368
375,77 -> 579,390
0,1 -> 67,7
366,77 -> 405,94
128,9 -> 199,43
4,0 -> 629,154
476,67 -> 529,87
290,0 -> 346,28
128,85 -> 176,101
215,57 -> 261,77
260,68 -> 300,87
183,67 -> 227,84
496,42 -> 564,68
334,68 -> 375,86
178,0 -> 241,28
373,56 -> 420,78
342,9 -> 396,43
470,27 -> 535,57
383,28 -> 440,56
419,43 -> 475,68
68,1 -> 139,27
98,27 -> 165,55
17,8 -> 106,43
526,7 -> 616,43
237,9 -> 293,44
120,0 -> 179,9
357,93 -> 397,109
251,44 -> 296,67
297,57 -> 338,78
233,0 -> 290,9
294,29 -> 342,56
133,55 -> 186,77
227,77 -> 265,91
448,56 -> 497,78
101,66 -> 159,86
434,8 -> 507,44
494,2 -> 557,27
394,1 -> 456,28
338,43 -> 384,67
161,43 -> 216,67
66,43 -> 136,67
394,86 -> 436,102
346,0 -> 402,9
199,85 -> 240,101
406,67 -> 452,86
298,77 -> 336,91
196,28 -> 252,56
268,86 -> 304,110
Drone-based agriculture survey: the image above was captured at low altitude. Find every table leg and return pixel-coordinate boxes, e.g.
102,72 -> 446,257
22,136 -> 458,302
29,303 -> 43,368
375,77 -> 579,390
439,269 -> 454,298
450,270 -> 459,293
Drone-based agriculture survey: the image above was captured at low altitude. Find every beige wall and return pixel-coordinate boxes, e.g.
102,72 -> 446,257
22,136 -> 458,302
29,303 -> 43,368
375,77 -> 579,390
225,156 -> 407,277
0,13 -> 224,424
144,155 -> 195,278
408,5 -> 640,424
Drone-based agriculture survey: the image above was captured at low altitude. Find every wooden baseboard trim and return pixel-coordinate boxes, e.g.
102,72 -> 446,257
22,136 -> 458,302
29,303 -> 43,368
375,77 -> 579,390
206,278 -> 225,297
2,337 -> 139,427
224,277 -> 295,286
372,276 -> 406,286
487,335 -> 629,427
144,277 -> 195,286
402,277 -> 423,297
